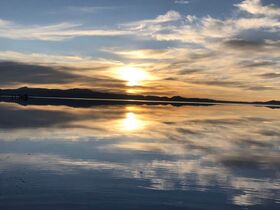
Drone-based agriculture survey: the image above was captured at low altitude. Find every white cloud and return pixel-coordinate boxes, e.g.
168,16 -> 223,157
0,19 -> 11,26
0,19 -> 132,41
236,0 -> 280,17
0,10 -> 182,42
65,6 -> 114,14
121,10 -> 181,30
175,0 -> 189,4
155,10 -> 182,22
119,0 -> 279,47
0,50 -> 121,68
1,1 -> 278,43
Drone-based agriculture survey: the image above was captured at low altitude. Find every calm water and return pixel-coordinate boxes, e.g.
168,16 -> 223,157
0,101 -> 279,209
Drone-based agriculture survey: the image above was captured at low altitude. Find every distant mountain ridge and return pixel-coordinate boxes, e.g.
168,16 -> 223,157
0,87 -> 279,105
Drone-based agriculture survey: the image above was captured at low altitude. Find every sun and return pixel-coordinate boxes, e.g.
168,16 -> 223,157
118,66 -> 148,86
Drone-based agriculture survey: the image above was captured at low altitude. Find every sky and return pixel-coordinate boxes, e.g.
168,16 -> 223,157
0,0 -> 279,101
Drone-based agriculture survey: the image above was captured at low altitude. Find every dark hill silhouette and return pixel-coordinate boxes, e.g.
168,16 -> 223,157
0,87 -> 279,106
0,96 -> 215,108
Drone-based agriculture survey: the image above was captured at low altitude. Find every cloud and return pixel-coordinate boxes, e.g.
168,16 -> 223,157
259,72 -> 280,79
0,61 -> 85,85
0,1 -> 278,45
236,0 -> 280,17
118,0 -> 279,47
65,6 -> 115,14
0,60 -> 130,92
102,48 -> 195,60
0,19 -> 131,41
0,11 -> 181,41
223,39 -> 265,50
174,0 -> 189,4
121,10 -> 181,31
240,61 -> 276,68
0,50 -> 121,68
0,19 -> 11,26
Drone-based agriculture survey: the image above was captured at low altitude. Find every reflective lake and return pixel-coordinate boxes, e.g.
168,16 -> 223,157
0,100 -> 279,209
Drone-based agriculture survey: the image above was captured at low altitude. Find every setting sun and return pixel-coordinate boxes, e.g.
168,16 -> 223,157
118,66 -> 148,86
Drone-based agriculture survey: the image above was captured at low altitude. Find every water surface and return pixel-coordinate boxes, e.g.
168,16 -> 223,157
0,101 -> 279,209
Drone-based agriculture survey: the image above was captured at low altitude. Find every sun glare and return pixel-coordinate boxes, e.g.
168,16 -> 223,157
122,112 -> 143,131
118,66 -> 148,86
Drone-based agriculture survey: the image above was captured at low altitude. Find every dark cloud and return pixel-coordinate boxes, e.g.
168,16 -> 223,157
188,52 -> 215,60
259,129 -> 280,137
238,138 -> 272,148
259,72 -> 280,79
223,39 -> 280,55
164,77 -> 177,81
0,61 -> 128,92
0,61 -> 85,85
188,79 -> 247,89
188,117 -> 269,125
189,118 -> 242,125
176,128 -> 198,135
178,68 -> 204,75
163,121 -> 177,125
240,61 -> 276,68
223,39 -> 265,50
196,80 -> 242,87
187,79 -> 278,91
246,86 -> 277,91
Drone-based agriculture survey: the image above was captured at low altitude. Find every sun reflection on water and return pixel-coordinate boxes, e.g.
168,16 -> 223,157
121,112 -> 144,131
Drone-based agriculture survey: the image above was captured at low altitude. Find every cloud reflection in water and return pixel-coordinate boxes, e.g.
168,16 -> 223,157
0,102 -> 279,208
